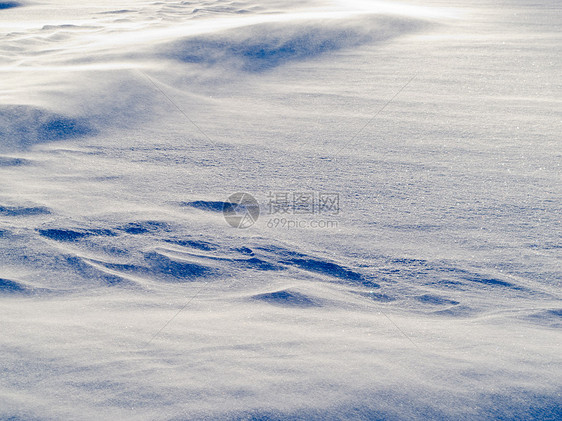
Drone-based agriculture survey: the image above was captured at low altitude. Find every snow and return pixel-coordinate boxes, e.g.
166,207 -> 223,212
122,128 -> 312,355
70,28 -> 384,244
0,0 -> 561,419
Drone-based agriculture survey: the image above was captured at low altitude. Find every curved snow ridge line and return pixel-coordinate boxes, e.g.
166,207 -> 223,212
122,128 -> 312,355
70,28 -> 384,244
251,289 -> 321,308
29,221 -> 546,299
61,255 -> 141,288
27,250 -> 214,289
78,251 -> 217,284
253,244 -> 374,285
153,246 -> 283,273
157,238 -> 372,284
97,9 -> 137,15
32,222 -> 372,287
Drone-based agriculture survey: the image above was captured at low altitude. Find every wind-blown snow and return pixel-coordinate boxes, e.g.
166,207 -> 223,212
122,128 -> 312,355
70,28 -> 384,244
0,0 -> 561,419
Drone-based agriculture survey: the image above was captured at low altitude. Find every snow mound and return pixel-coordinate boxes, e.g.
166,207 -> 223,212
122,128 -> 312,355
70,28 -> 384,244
0,105 -> 95,151
164,15 -> 429,71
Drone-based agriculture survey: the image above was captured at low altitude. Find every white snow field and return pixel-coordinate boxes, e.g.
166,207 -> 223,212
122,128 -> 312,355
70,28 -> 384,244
0,0 -> 560,419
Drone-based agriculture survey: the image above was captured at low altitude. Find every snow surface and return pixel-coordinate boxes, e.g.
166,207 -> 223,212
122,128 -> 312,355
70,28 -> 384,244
0,0 -> 561,419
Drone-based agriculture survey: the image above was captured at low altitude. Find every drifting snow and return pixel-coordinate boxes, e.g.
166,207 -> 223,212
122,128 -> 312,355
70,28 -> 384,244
0,0 -> 560,419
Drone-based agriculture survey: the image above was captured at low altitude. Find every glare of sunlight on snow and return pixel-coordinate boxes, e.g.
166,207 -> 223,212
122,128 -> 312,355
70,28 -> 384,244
330,0 -> 461,18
